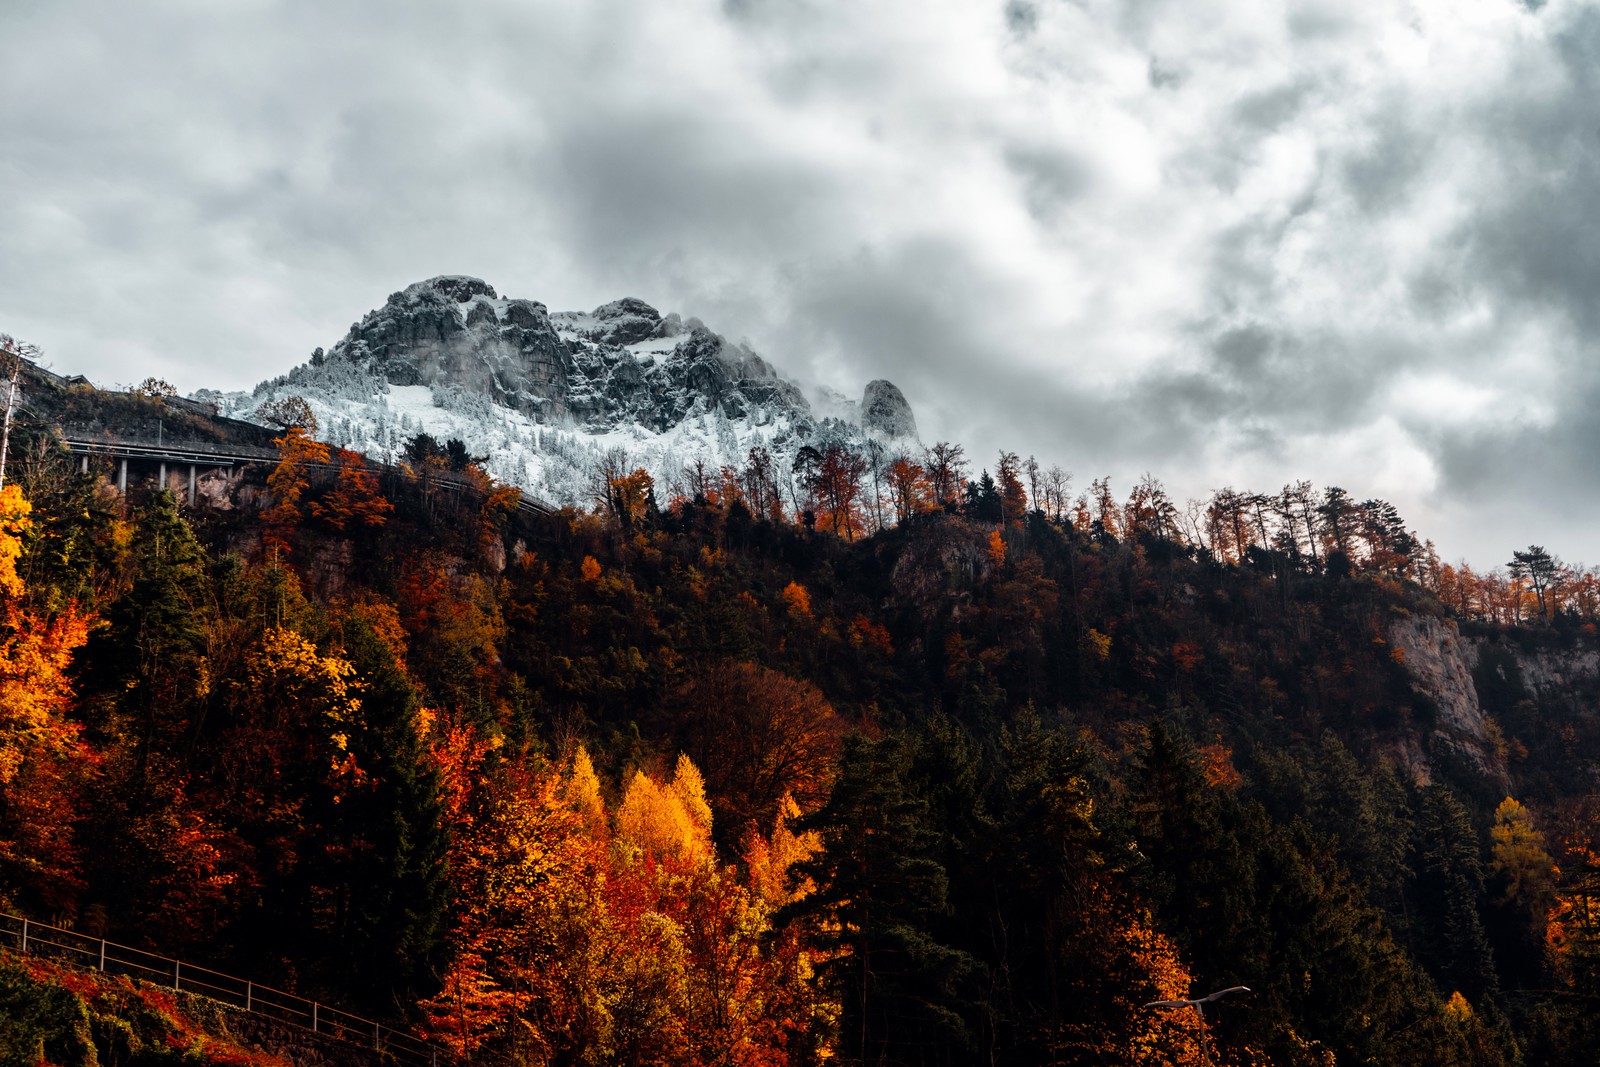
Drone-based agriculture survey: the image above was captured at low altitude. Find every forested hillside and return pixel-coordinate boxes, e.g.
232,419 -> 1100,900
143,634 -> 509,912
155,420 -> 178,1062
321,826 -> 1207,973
1,393 -> 1597,1066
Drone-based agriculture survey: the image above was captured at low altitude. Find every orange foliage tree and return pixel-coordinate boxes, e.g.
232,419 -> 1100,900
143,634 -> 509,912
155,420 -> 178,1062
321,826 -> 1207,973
1547,816 -> 1600,996
0,485 -> 94,908
263,426 -> 331,555
422,728 -> 607,1062
310,447 -> 392,532
608,468 -> 655,530
800,444 -> 868,540
884,456 -> 932,526
780,581 -> 811,619
996,451 -> 1028,528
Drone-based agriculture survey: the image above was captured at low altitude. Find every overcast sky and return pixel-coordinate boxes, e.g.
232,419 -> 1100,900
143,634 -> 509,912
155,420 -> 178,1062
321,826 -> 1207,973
3,0 -> 1597,566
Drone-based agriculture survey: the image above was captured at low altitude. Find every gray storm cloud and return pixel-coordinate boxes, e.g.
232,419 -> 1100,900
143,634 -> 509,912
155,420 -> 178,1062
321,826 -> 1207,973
1,0 -> 1597,565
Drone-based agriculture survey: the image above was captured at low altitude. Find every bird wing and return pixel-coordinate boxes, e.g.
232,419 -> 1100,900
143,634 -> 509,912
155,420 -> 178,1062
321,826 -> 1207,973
1144,999 -> 1197,1008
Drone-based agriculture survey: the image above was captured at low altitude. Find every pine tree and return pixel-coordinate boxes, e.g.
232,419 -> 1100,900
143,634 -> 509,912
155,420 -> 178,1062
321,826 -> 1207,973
79,490 -> 207,783
1415,785 -> 1500,1004
782,733 -> 978,1065
312,614 -> 450,1009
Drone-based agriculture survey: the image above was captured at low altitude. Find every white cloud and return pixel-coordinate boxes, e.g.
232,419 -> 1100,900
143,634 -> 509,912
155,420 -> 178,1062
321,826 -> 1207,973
1,0 -> 1597,564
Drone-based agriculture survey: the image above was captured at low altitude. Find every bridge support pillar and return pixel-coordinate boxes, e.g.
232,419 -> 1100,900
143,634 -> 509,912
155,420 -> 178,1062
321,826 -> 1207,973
159,461 -> 167,490
80,454 -> 88,474
117,459 -> 127,494
188,464 -> 197,506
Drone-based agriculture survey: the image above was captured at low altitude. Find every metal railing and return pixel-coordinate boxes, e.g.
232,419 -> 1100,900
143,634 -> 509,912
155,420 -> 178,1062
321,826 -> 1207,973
0,911 -> 444,1066
62,433 -> 278,465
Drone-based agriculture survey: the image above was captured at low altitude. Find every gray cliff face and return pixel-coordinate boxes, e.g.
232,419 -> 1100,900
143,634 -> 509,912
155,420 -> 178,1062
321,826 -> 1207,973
1389,614 -> 1600,789
1389,614 -> 1500,785
334,276 -> 572,419
861,379 -> 918,440
329,276 -> 851,437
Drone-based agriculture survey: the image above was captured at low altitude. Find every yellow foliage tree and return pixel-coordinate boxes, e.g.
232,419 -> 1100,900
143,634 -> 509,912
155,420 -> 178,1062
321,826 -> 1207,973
421,722 -> 611,1062
745,793 -> 822,909
1490,796 -> 1555,912
231,627 -> 368,803
422,725 -> 811,1066
0,484 -> 26,596
616,762 -> 713,867
669,753 -> 713,841
563,744 -> 607,835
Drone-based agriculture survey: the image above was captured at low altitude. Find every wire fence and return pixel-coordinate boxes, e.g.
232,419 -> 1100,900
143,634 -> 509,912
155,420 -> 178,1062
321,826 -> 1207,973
0,911 -> 445,1067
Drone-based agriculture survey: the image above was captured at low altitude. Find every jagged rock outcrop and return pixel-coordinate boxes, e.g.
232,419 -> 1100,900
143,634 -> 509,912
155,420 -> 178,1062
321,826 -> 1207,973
861,379 -> 917,440
325,276 -> 837,436
590,297 -> 664,346
1392,615 -> 1483,741
1507,641 -> 1600,697
889,514 -> 992,619
331,276 -> 572,418
1390,614 -> 1510,787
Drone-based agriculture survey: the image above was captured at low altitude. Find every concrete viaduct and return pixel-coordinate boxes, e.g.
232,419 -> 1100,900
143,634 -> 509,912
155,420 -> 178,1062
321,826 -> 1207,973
62,432 -> 555,516
63,434 -> 278,505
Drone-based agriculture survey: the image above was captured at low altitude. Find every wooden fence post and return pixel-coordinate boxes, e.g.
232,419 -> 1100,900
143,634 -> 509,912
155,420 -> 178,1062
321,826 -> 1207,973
98,940 -> 106,972
245,982 -> 252,1012
174,960 -> 181,990
19,917 -> 26,952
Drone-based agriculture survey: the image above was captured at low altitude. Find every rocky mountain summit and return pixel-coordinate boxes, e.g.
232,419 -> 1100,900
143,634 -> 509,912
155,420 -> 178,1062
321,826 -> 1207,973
221,276 -> 919,506
861,379 -> 917,440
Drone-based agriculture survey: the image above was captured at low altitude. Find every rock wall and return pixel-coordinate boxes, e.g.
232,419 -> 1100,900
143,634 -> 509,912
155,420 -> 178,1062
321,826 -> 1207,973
1509,641 -> 1600,699
861,379 -> 918,441
1389,613 -> 1502,785
1391,612 -> 1600,789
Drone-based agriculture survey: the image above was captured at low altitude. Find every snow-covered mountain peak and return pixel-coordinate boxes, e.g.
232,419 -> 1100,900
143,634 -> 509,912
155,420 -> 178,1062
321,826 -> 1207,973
223,278 -> 921,508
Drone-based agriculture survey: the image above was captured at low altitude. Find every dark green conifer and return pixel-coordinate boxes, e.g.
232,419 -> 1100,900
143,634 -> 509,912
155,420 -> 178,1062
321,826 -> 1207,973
782,732 -> 978,1066
1415,785 -> 1500,1004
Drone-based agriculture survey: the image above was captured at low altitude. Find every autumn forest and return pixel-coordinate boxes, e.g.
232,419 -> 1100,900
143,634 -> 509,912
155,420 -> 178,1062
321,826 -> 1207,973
2,373 -> 1599,1067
